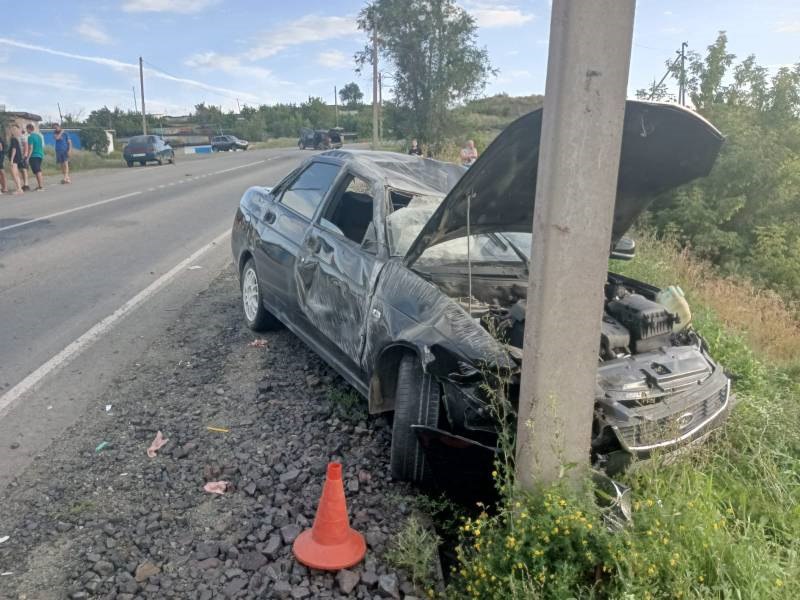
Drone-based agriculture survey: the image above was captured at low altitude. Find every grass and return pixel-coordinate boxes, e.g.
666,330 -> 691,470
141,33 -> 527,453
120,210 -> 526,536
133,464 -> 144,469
386,515 -> 442,591
327,387 -> 368,424
35,146 -> 124,177
448,231 -> 800,599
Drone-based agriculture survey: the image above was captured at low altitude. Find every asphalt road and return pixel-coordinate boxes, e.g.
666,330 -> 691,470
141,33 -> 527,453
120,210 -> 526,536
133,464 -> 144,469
0,147 -> 308,487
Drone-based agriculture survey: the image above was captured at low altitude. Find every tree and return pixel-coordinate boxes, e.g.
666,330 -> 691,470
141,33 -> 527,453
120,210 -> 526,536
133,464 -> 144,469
356,0 -> 495,144
78,127 -> 109,155
339,82 -> 364,108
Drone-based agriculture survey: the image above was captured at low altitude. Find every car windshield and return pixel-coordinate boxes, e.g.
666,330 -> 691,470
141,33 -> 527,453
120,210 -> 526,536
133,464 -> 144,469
387,196 -> 525,266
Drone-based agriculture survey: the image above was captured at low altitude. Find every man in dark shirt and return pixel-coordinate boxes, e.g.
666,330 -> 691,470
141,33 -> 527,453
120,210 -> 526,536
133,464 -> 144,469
0,136 -> 6,193
7,124 -> 24,194
408,138 -> 422,156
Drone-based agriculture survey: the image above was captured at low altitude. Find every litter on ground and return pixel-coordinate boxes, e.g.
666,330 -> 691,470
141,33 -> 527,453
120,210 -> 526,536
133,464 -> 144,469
146,431 -> 168,458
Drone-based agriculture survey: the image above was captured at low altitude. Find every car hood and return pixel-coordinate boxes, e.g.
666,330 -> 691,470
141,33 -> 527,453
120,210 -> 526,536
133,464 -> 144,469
404,100 -> 723,266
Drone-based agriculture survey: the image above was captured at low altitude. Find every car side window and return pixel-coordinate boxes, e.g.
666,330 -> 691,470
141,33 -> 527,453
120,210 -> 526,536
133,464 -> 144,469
320,175 -> 376,250
280,162 -> 341,220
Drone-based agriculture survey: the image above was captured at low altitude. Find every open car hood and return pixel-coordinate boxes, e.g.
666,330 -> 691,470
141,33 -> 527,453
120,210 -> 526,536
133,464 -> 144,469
404,100 -> 724,266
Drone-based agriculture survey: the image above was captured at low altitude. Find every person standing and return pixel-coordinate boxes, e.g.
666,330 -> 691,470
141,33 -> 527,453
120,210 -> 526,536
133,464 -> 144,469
25,124 -> 45,191
408,138 -> 423,156
54,125 -> 72,184
18,125 -> 30,191
0,135 -> 7,193
460,139 -> 478,167
7,124 -> 24,195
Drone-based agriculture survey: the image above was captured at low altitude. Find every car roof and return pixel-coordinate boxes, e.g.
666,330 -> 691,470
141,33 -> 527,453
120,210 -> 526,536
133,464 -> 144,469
313,149 -> 465,197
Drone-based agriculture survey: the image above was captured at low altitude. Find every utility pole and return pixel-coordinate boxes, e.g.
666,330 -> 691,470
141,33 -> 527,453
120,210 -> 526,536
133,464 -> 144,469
378,72 -> 383,142
679,41 -> 688,105
515,0 -> 636,489
57,102 -> 63,125
236,98 -> 241,113
139,56 -> 147,134
132,86 -> 138,114
371,16 -> 379,150
334,86 -> 339,127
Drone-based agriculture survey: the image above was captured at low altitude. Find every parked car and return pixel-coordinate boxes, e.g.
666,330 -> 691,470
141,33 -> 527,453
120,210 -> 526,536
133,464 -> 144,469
211,135 -> 249,152
123,135 -> 175,167
298,127 -> 343,150
233,101 -> 729,486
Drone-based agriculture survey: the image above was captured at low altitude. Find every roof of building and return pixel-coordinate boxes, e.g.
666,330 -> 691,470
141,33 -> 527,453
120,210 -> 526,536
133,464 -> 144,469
0,111 -> 43,121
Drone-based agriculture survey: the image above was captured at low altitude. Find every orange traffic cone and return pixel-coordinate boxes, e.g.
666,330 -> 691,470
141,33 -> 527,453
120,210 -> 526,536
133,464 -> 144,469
293,462 -> 366,571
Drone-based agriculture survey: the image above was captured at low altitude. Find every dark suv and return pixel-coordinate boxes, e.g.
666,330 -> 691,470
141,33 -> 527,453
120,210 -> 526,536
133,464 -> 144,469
211,135 -> 249,152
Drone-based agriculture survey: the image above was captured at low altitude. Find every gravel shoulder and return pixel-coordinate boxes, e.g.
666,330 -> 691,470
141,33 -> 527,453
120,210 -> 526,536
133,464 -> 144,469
0,267 -> 428,600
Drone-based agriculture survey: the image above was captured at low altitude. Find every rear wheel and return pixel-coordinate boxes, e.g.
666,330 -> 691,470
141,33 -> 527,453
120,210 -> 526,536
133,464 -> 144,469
240,259 -> 281,331
126,161 -> 133,168
168,152 -> 175,164
139,161 -> 146,166
157,157 -> 163,165
390,354 -> 441,484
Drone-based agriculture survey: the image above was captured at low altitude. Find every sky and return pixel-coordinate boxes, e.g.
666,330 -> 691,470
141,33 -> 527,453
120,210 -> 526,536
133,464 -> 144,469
0,0 -> 798,122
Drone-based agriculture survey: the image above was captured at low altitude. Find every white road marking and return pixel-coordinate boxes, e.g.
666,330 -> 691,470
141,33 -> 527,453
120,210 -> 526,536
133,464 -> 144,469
0,229 -> 232,416
214,160 -> 265,175
0,192 -> 141,233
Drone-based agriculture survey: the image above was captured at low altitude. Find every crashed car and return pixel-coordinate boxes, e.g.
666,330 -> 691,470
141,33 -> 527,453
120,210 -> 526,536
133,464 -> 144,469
232,100 -> 729,484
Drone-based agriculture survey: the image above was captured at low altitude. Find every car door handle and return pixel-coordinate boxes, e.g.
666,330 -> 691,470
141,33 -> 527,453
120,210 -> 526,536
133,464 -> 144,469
263,209 -> 276,224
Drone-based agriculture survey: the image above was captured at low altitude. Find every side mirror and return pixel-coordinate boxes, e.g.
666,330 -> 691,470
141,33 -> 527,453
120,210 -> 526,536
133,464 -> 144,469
610,237 -> 635,261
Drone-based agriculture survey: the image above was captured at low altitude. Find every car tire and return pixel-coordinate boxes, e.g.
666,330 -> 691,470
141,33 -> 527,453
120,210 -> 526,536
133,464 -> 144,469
240,259 -> 281,332
139,161 -> 146,166
390,354 -> 441,484
157,157 -> 163,165
126,161 -> 133,167
168,152 -> 175,164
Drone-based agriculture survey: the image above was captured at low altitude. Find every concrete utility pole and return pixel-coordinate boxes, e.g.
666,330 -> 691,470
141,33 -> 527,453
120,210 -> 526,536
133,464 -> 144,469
139,56 -> 147,134
334,86 -> 339,127
371,24 -> 379,150
132,86 -> 138,114
515,0 -> 636,489
679,41 -> 688,105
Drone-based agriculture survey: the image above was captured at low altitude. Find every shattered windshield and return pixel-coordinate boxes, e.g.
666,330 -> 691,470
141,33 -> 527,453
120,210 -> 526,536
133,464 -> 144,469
387,196 -> 525,265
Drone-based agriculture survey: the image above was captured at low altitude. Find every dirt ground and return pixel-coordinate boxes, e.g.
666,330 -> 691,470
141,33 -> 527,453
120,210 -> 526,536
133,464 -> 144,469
0,268 -> 429,600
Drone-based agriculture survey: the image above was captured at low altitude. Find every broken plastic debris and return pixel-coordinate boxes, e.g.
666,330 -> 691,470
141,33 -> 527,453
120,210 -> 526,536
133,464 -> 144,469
248,339 -> 268,348
0,536 -> 9,544
206,426 -> 230,433
203,481 -> 230,494
147,431 -> 168,458
105,404 -> 112,412
0,572 -> 12,576
188,265 -> 203,270
95,441 -> 110,453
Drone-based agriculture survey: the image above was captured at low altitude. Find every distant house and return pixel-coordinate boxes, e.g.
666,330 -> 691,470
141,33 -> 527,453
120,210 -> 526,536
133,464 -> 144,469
0,110 -> 42,141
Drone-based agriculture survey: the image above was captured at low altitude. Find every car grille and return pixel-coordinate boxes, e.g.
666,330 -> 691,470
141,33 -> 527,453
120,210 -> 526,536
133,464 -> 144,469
615,384 -> 728,449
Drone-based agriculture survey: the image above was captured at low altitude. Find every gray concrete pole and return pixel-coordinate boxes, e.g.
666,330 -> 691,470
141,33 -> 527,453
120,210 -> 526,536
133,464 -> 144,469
372,27 -> 379,150
515,0 -> 636,489
139,57 -> 147,135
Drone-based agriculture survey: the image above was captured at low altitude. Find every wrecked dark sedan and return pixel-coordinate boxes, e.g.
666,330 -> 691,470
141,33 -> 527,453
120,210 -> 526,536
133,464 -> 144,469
231,100 -> 730,484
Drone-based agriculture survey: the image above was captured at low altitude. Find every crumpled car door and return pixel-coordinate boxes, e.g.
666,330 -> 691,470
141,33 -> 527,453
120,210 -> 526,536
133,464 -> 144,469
295,224 -> 378,370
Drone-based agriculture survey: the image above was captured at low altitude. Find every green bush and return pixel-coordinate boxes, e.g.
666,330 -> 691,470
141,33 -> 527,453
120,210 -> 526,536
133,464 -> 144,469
78,127 -> 109,155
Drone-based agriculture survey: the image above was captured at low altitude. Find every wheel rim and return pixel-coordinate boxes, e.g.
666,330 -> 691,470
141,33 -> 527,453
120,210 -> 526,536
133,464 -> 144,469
242,267 -> 260,322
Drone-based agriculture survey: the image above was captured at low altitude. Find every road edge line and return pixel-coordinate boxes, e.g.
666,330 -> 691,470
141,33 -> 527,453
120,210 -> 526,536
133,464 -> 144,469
0,229 -> 232,416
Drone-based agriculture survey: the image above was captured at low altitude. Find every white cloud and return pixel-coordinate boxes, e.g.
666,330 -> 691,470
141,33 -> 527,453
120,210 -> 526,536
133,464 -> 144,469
185,52 -> 273,80
0,69 -> 82,89
463,2 -> 535,28
316,50 -> 350,69
249,14 -> 358,60
75,17 -> 111,45
663,10 -> 673,16
775,20 -> 800,33
0,37 -> 258,102
122,0 -> 219,14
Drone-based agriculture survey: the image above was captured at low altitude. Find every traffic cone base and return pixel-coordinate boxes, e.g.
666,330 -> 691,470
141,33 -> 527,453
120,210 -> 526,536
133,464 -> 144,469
293,528 -> 366,571
292,462 -> 366,571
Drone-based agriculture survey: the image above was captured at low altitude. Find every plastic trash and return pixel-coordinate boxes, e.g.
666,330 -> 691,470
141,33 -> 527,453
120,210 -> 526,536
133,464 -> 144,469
248,339 -> 268,348
0,536 -> 9,545
95,441 -> 110,453
147,431 -> 168,458
206,426 -> 230,433
203,481 -> 230,494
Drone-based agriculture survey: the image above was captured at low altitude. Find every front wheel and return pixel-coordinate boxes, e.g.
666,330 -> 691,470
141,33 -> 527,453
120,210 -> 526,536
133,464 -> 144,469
240,259 -> 281,331
126,161 -> 133,167
168,152 -> 175,164
390,354 -> 441,484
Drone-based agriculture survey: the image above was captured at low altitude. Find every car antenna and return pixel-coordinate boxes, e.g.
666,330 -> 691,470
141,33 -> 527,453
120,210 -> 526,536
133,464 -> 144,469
466,190 -> 474,318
